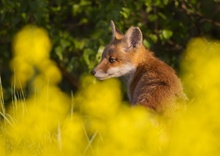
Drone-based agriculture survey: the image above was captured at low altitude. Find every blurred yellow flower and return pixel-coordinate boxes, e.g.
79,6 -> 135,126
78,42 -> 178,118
77,76 -> 122,119
13,25 -> 51,64
10,57 -> 34,88
37,60 -> 62,85
2,25 -> 220,156
98,106 -> 161,156
169,37 -> 220,155
5,85 -> 70,155
11,25 -> 53,89
59,114 -> 87,155
181,38 -> 220,100
0,137 -> 6,156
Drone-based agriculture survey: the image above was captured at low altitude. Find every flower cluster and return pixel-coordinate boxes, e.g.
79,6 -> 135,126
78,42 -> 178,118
0,26 -> 220,155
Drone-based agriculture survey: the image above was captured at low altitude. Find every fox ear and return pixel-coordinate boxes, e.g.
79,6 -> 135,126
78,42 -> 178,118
111,20 -> 124,40
124,26 -> 143,50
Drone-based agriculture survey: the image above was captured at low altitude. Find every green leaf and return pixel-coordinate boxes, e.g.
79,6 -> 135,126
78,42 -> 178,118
55,46 -> 63,60
148,14 -> 158,22
149,34 -> 158,43
60,39 -> 71,48
120,7 -> 130,19
143,39 -> 152,48
162,29 -> 173,39
72,4 -> 80,15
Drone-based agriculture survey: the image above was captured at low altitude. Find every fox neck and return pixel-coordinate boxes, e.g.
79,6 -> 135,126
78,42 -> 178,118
123,47 -> 155,100
122,70 -> 136,102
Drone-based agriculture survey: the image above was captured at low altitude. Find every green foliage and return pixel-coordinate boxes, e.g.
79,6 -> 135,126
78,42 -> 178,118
0,0 -> 220,99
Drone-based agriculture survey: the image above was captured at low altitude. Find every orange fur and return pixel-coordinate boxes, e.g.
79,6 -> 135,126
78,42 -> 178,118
91,21 -> 187,114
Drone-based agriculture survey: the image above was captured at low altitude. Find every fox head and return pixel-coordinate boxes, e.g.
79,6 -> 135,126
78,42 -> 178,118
91,21 -> 144,80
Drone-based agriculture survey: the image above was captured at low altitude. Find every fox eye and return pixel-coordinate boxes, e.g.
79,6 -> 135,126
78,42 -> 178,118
108,57 -> 116,63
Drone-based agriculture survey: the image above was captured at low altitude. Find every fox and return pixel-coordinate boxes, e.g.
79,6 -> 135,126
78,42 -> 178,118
91,21 -> 187,114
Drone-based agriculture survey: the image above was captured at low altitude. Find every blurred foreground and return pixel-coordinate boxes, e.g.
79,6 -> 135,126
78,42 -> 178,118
0,26 -> 220,155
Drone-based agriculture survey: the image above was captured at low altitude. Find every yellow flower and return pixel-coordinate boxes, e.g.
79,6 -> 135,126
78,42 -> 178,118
169,37 -> 220,155
99,106 -> 161,156
13,25 -> 51,65
5,85 -> 70,155
11,25 -> 52,89
37,60 -> 62,85
77,76 -> 122,119
10,57 -> 34,88
59,114 -> 87,155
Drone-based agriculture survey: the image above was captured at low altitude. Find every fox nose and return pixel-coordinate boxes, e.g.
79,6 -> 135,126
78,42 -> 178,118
90,70 -> 96,75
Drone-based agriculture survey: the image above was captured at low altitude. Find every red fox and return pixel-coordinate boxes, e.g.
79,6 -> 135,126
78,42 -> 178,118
91,21 -> 187,114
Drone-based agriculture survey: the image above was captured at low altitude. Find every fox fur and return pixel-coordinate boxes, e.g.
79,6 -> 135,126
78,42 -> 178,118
91,21 -> 187,114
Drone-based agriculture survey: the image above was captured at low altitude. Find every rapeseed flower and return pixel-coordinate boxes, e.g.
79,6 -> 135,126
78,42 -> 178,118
11,25 -> 52,89
1,24 -> 220,156
167,38 -> 220,156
